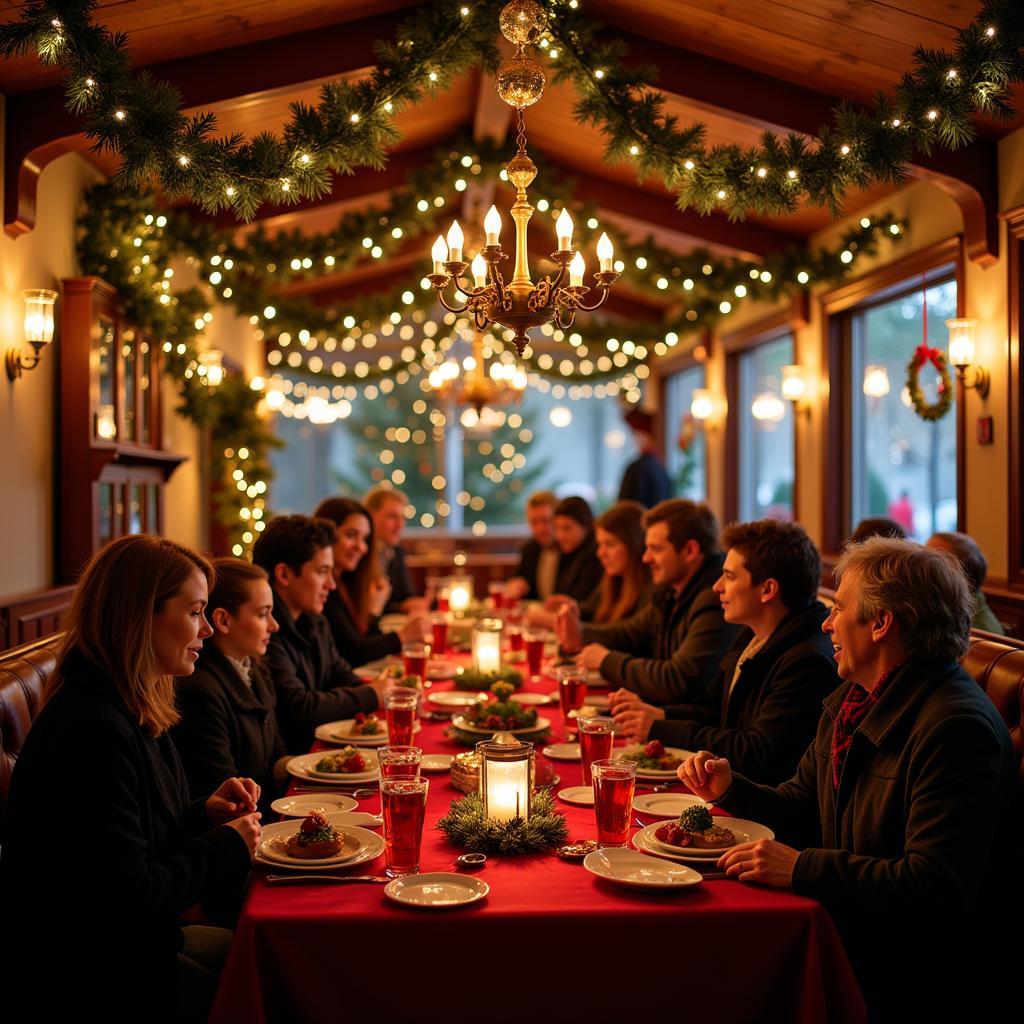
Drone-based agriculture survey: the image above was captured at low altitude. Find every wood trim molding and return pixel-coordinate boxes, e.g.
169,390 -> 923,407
719,293 -> 809,355
819,236 -> 966,554
1005,206 -> 1024,588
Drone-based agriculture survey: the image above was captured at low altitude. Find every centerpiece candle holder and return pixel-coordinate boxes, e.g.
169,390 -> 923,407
448,574 -> 473,617
478,737 -> 533,823
471,618 -> 504,675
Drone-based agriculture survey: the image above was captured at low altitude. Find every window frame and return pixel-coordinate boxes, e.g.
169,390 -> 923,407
819,237 -> 966,554
655,341 -> 709,501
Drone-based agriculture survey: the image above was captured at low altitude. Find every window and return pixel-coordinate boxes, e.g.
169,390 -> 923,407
736,335 -> 794,521
662,364 -> 706,499
848,276 -> 958,539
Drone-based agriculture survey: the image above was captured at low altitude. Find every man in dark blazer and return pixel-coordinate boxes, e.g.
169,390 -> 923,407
618,407 -> 672,509
611,520 -> 837,784
507,490 -> 560,601
682,537 -> 1020,1018
253,515 -> 386,752
557,499 -> 739,707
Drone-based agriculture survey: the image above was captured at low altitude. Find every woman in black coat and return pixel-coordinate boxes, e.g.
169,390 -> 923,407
314,496 -> 428,664
0,536 -> 260,1024
174,557 -> 289,812
551,495 -> 604,604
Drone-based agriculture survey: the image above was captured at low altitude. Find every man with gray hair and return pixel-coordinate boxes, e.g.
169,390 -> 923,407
680,537 -> 1019,1017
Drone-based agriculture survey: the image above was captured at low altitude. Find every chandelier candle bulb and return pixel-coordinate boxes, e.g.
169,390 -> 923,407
597,233 -> 613,272
472,253 -> 488,288
569,251 -> 585,287
556,208 -> 573,251
446,221 -> 465,264
484,205 -> 502,245
432,236 -> 448,274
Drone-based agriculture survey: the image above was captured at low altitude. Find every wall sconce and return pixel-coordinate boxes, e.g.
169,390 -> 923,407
750,391 -> 786,424
781,365 -> 811,416
196,348 -> 225,386
862,364 -> 891,398
96,404 -> 117,440
690,388 -> 715,424
6,289 -> 58,381
945,318 -> 989,397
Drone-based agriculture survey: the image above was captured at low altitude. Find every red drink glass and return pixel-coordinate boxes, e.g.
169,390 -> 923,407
558,671 -> 587,738
384,686 -> 419,746
488,581 -> 507,611
507,626 -> 524,652
578,716 -> 615,786
524,629 -> 546,681
591,759 -> 637,848
380,775 -> 429,877
402,642 -> 429,685
437,587 -> 450,612
378,745 -> 422,779
430,613 -> 449,654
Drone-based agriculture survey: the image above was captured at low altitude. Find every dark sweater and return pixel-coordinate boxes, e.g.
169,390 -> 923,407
721,658 -> 1021,1016
382,543 -> 415,613
323,587 -> 401,665
265,591 -> 379,752
582,553 -> 739,705
618,451 -> 672,508
555,533 -> 603,604
0,649 -> 250,1022
173,643 -> 288,812
650,601 -> 838,784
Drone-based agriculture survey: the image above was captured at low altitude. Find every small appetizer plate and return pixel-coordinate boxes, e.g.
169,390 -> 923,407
427,691 -> 484,709
255,822 -> 384,870
426,660 -> 460,681
634,819 -> 774,862
542,742 -> 581,761
616,745 -> 696,779
272,793 -> 358,817
314,718 -> 422,747
331,811 -> 383,829
509,692 -> 553,706
583,848 -> 702,890
632,793 -> 705,819
286,750 -> 380,784
557,785 -> 595,807
451,715 -> 551,737
384,872 -> 489,909
420,753 -> 454,773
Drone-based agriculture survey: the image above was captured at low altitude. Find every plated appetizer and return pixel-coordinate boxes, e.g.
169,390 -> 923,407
465,681 -> 538,730
348,712 -> 383,736
454,666 -> 523,692
621,739 -> 684,773
314,746 -> 368,775
654,805 -> 737,851
285,811 -> 343,859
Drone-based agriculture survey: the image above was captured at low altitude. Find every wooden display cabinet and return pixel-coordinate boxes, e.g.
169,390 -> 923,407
58,277 -> 187,582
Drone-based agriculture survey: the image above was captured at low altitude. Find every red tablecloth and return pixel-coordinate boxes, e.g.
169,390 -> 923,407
211,660 -> 865,1024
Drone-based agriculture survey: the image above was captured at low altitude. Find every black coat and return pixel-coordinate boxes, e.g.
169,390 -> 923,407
323,587 -> 401,665
172,643 -> 288,812
265,591 -> 379,752
721,658 -> 1021,1016
382,543 -> 415,612
514,538 -> 545,600
618,452 -> 672,508
584,553 -> 740,705
0,649 -> 250,1023
650,601 -> 838,784
555,533 -> 603,604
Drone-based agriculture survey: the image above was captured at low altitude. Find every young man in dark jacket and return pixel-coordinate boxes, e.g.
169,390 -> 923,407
611,520 -> 838,784
253,515 -> 385,752
556,499 -> 738,706
681,537 -> 1020,1018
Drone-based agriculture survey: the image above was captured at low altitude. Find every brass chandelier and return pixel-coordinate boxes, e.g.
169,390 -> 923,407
428,330 -> 527,413
427,0 -> 619,357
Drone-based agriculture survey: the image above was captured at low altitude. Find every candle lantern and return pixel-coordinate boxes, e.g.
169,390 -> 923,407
472,617 -> 504,674
477,738 -> 533,823
448,574 -> 473,616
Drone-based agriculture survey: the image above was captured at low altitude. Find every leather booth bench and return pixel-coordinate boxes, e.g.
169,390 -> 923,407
2,629 -> 1024,836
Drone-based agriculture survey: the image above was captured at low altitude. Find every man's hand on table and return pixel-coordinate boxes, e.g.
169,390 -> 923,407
717,840 -> 799,888
575,643 -> 609,671
678,750 -> 732,802
610,695 -> 665,743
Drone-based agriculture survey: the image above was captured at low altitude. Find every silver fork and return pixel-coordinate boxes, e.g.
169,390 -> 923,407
265,874 -> 388,885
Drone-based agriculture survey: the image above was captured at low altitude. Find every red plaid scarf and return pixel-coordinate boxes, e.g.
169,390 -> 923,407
831,663 -> 903,790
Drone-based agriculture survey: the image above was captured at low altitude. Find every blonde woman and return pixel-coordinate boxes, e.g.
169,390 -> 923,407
1,536 -> 260,1023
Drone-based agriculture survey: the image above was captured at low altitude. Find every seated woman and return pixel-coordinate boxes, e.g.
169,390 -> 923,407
533,501 -> 651,627
0,535 -> 260,1024
173,557 -> 290,813
548,495 -> 603,606
314,496 -> 428,664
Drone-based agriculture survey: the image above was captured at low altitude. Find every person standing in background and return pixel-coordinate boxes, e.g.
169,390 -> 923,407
618,407 -> 672,509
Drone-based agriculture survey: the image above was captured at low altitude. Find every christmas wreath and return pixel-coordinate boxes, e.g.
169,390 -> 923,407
436,790 -> 568,854
905,343 -> 953,422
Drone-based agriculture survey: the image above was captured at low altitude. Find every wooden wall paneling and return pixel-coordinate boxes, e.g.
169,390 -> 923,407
1006,208 -> 1024,589
0,585 -> 75,652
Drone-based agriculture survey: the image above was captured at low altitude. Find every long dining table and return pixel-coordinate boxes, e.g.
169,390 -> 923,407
210,646 -> 866,1024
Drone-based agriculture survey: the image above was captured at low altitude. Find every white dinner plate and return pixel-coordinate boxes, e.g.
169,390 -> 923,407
583,694 -> 610,708
428,691 -> 484,708
584,848 -> 703,890
271,793 -> 358,817
286,749 -> 380,784
420,753 -> 454,773
510,692 -> 553,706
451,715 -> 551,736
635,818 -> 774,860
257,819 -> 376,867
542,742 -> 580,761
632,792 -> 705,818
617,745 -> 695,779
426,660 -> 460,681
314,718 -> 422,747
352,657 -> 399,680
557,785 -> 594,806
384,872 -> 489,909
256,825 -> 384,872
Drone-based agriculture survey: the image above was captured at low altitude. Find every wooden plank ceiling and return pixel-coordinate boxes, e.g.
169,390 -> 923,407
1,0 -> 1017,320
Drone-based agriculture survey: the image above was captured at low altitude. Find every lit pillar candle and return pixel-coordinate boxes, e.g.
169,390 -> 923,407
478,740 -> 533,824
446,220 -> 464,264
472,619 -> 503,674
471,252 -> 487,288
449,575 -> 472,615
597,232 -> 613,272
484,205 -> 502,246
431,235 -> 448,274
569,251 -> 585,287
556,208 -> 573,251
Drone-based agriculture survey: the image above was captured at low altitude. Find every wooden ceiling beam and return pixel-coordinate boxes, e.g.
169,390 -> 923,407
3,8 -> 414,236
609,28 -> 999,265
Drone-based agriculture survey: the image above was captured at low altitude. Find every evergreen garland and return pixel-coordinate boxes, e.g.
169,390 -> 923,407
436,790 -> 568,854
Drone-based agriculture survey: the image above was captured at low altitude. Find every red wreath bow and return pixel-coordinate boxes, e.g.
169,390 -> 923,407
912,342 -> 943,368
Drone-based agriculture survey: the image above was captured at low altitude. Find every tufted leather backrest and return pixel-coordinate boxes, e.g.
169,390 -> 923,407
0,634 -> 63,838
962,631 -> 1024,782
